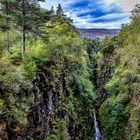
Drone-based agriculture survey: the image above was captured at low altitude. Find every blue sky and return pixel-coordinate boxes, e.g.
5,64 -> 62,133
41,0 -> 140,29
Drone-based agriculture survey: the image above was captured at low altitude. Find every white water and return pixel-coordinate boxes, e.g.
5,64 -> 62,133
94,110 -> 102,140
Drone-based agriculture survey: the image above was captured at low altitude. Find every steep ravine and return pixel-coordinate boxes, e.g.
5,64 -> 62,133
30,59 -> 95,140
0,37 -> 115,140
1,30 -> 139,140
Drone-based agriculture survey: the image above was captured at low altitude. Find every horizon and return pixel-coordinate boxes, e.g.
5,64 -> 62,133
41,0 -> 140,29
77,28 -> 120,29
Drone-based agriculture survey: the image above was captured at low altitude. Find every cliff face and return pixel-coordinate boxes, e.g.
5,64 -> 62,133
0,50 -> 95,140
96,30 -> 140,139
0,21 -> 97,139
97,42 -> 115,103
0,22 -> 139,140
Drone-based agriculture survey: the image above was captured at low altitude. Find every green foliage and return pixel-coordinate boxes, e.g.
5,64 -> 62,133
0,0 -> 15,31
0,9 -> 96,139
105,72 -> 128,96
8,94 -> 34,125
0,59 -> 31,92
45,119 -> 70,140
127,98 -> 140,140
4,2 -> 140,140
98,5 -> 140,140
99,94 -> 131,140
23,62 -> 36,80
0,98 -> 5,117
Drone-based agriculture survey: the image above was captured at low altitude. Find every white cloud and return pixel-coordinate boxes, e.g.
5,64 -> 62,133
120,0 -> 140,11
104,0 -> 140,11
105,0 -> 116,3
41,0 -> 140,28
40,0 -> 61,10
72,14 -> 130,29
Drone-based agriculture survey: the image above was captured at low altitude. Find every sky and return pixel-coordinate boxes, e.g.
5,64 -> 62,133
41,0 -> 140,29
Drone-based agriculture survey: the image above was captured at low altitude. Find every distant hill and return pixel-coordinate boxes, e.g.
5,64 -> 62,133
78,28 -> 120,39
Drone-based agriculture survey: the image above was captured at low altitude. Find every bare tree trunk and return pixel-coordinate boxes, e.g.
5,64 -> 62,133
22,27 -> 26,61
22,0 -> 26,62
6,2 -> 10,52
7,31 -> 10,52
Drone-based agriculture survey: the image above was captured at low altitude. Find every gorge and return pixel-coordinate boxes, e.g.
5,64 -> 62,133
0,1 -> 140,140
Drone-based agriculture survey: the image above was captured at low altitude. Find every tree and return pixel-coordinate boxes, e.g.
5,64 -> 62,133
1,0 -> 47,60
50,6 -> 55,17
11,0 -> 46,61
130,4 -> 140,43
131,4 -> 140,26
56,4 -> 72,24
0,0 -> 15,31
56,4 -> 64,17
132,4 -> 140,16
0,0 -> 15,51
50,6 -> 55,22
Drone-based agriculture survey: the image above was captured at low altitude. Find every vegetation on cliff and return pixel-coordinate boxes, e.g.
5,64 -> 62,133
97,4 -> 140,140
0,1 -> 140,140
0,2 -> 97,139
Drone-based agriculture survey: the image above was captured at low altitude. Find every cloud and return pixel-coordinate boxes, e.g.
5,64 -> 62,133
41,0 -> 140,28
120,0 -> 140,11
105,0 -> 139,11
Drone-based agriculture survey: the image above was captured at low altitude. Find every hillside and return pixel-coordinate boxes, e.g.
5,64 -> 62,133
78,28 -> 120,39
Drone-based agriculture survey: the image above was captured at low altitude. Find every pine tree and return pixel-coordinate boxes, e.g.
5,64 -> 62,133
130,4 -> 140,43
56,4 -> 64,18
56,4 -> 65,23
50,6 -> 55,22
0,0 -> 15,31
132,4 -> 140,16
0,0 -> 15,51
55,4 -> 72,24
50,6 -> 55,16
12,0 -> 46,61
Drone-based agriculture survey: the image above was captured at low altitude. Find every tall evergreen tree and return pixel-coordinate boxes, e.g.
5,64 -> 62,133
50,6 -> 55,22
56,4 -> 65,24
1,0 -> 47,59
56,4 -> 72,24
132,4 -> 140,16
12,0 -> 46,61
50,6 -> 55,16
0,0 -> 15,51
56,4 -> 64,17
0,0 -> 15,31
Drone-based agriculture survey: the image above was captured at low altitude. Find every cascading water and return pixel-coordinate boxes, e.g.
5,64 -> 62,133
94,109 -> 102,140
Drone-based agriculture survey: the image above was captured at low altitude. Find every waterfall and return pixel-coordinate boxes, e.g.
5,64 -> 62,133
94,109 -> 102,140
48,91 -> 52,111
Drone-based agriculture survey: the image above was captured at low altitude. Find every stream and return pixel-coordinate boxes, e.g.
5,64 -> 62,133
94,109 -> 102,140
